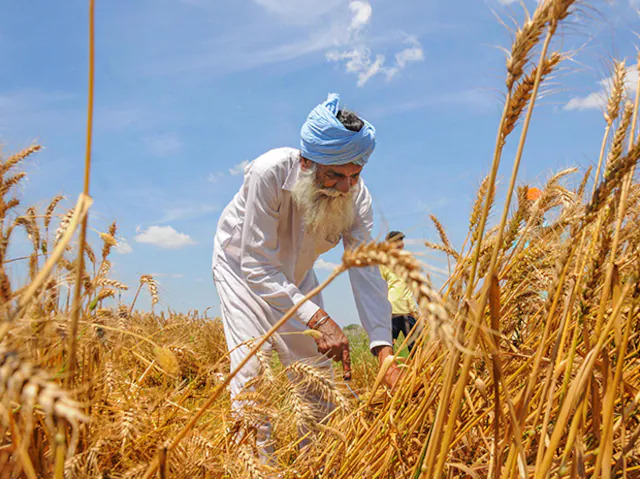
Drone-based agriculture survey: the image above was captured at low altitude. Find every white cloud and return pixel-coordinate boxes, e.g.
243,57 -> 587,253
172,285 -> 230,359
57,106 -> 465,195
326,3 -> 424,87
229,160 -> 249,175
349,1 -> 372,31
134,225 -> 196,249
564,65 -> 638,111
144,134 -> 183,157
115,238 -> 133,254
564,92 -> 607,111
315,258 -> 340,271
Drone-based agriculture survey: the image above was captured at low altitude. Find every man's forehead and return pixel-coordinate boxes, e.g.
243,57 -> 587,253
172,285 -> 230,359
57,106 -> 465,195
319,162 -> 363,175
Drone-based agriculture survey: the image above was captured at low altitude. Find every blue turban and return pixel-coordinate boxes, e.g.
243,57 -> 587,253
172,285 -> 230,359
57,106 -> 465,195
300,93 -> 376,166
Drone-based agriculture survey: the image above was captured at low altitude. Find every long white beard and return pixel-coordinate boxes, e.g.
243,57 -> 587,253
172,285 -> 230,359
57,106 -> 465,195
291,166 -> 356,240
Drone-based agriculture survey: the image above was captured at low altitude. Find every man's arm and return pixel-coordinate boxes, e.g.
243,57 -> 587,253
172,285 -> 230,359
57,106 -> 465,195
239,165 -> 320,324
344,183 -> 401,388
344,182 -> 393,350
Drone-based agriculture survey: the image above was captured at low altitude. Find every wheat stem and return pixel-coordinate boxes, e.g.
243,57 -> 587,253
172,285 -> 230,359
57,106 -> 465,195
68,0 -> 95,388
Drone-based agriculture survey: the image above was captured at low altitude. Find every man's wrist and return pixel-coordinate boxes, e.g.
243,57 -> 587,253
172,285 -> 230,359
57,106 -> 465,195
309,314 -> 330,329
372,345 -> 393,361
308,309 -> 329,329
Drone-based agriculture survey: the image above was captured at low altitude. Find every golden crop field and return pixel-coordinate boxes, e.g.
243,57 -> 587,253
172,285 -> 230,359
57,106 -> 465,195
2,0 -> 640,477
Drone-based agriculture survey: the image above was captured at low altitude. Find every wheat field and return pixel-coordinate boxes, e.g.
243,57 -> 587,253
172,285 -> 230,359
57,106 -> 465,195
2,0 -> 640,477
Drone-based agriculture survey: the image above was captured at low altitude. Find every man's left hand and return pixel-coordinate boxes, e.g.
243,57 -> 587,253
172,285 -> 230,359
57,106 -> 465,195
309,309 -> 351,380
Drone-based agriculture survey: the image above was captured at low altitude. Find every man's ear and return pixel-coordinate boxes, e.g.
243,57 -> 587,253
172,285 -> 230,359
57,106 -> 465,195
300,156 -> 313,170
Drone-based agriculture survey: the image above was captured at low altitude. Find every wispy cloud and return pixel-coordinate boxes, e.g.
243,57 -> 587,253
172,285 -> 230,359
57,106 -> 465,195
207,172 -> 225,183
144,133 -> 183,157
149,272 -> 184,279
207,160 -> 249,185
0,88 -> 79,135
146,1 -> 422,87
97,106 -> 143,131
253,0 -> 344,25
367,88 -> 493,119
229,160 -> 249,175
156,202 -> 220,223
135,225 -> 196,249
564,65 -> 638,111
0,89 -> 74,113
326,2 -> 424,86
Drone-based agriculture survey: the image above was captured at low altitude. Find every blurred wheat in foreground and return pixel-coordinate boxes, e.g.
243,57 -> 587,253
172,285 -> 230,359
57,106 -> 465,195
2,1 -> 640,477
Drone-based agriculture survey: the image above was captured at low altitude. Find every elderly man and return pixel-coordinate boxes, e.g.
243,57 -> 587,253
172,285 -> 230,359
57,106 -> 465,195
212,93 -> 400,448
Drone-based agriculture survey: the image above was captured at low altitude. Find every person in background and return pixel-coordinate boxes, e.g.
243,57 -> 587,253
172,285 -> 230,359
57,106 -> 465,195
380,231 -> 419,352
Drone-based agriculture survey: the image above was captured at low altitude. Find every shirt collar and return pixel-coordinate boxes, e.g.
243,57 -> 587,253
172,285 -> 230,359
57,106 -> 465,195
282,150 -> 301,191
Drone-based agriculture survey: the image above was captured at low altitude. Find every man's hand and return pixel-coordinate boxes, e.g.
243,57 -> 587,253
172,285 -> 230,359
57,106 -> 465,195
308,309 -> 351,380
372,345 -> 402,389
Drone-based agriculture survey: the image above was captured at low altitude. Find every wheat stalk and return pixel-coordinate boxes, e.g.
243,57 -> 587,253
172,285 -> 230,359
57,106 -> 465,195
286,361 -> 349,412
343,241 -> 452,345
604,101 -> 634,179
0,144 -> 41,175
0,349 -> 87,455
140,274 -> 159,306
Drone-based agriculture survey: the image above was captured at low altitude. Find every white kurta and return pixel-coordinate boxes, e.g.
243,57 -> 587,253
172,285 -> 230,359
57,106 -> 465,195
212,147 -> 391,402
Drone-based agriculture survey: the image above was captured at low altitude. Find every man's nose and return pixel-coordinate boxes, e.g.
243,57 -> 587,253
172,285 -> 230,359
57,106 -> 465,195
335,177 -> 350,194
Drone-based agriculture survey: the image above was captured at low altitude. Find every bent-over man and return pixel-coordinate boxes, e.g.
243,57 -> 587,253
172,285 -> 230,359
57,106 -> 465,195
212,93 -> 400,450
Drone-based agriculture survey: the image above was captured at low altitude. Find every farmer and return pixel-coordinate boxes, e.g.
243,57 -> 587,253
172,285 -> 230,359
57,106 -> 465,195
380,231 -> 419,351
212,93 -> 400,450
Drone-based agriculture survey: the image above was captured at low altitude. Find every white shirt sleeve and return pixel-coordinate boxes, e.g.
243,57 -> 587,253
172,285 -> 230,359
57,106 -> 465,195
239,165 -> 320,324
344,183 -> 392,350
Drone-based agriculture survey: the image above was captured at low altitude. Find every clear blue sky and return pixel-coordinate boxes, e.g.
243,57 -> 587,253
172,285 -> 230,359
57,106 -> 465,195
2,0 -> 639,325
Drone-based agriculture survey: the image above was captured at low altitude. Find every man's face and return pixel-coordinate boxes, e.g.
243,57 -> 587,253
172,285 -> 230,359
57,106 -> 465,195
293,157 -> 359,239
301,157 -> 363,195
389,238 -> 404,249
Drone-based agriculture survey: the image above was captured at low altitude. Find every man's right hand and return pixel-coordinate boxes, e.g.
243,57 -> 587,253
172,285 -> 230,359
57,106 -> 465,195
372,345 -> 402,389
308,309 -> 351,380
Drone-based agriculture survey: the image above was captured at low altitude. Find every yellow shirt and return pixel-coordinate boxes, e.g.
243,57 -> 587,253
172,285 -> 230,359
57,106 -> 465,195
379,265 -> 417,316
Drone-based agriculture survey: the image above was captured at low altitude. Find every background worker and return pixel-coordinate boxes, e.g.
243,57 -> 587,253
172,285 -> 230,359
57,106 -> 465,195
380,231 -> 419,352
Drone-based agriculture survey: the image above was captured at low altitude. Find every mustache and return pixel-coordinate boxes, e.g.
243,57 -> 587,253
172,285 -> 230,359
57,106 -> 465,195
316,187 -> 348,198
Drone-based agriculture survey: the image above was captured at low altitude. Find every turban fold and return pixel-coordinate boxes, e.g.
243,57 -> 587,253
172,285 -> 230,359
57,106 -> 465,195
300,93 -> 376,166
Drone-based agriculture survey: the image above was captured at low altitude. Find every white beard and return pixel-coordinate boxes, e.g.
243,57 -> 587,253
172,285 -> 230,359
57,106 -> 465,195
291,166 -> 356,240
